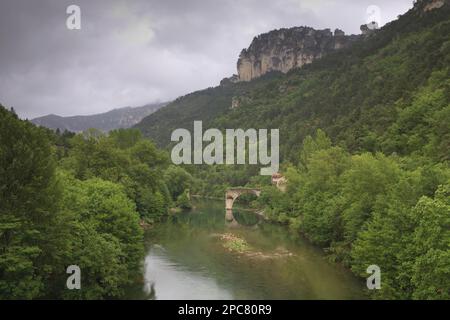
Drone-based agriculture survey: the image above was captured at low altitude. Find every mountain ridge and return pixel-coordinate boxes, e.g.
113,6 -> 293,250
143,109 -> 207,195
32,102 -> 168,132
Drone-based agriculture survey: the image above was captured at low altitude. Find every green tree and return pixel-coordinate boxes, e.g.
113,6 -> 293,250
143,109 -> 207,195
164,165 -> 193,199
57,172 -> 144,299
0,106 -> 63,299
176,189 -> 192,210
410,184 -> 450,299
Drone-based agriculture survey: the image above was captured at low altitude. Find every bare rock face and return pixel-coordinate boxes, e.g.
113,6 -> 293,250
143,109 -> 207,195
236,27 -> 358,82
413,0 -> 449,13
231,96 -> 240,109
424,0 -> 445,11
230,94 -> 252,109
360,21 -> 379,35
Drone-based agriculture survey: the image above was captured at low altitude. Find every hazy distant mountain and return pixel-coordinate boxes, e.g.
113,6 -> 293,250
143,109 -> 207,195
31,102 -> 168,132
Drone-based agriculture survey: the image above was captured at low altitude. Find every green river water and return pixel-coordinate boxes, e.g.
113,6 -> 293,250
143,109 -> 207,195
128,200 -> 366,300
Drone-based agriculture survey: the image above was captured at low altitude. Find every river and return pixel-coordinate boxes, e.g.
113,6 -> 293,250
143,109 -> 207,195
127,200 -> 366,300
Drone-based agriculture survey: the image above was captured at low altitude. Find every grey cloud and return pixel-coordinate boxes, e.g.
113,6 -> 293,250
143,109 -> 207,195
0,0 -> 413,119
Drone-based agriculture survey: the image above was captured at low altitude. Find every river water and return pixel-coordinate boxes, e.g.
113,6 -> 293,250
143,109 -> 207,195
127,200 -> 365,300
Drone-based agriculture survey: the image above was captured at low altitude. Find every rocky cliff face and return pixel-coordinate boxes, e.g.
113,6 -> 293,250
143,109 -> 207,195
236,27 -> 359,81
416,0 -> 447,12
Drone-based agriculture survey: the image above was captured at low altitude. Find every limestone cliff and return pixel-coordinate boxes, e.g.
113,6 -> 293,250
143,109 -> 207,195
415,0 -> 447,12
236,27 -> 358,82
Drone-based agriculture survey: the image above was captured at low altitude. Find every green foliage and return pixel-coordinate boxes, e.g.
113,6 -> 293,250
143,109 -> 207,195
57,173 -> 144,299
340,153 -> 403,244
0,106 -> 174,299
176,189 -> 192,210
256,185 -> 292,223
164,165 -> 193,199
137,188 -> 168,221
222,235 -> 251,253
59,128 -> 174,221
410,185 -> 450,300
135,73 -> 283,148
0,106 -> 61,299
265,130 -> 450,299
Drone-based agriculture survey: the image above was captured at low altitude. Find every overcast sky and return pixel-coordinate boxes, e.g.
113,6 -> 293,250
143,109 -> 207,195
0,0 -> 414,119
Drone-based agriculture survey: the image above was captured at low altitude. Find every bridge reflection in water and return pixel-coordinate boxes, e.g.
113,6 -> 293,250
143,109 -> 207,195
225,188 -> 261,210
225,188 -> 263,228
225,209 -> 240,228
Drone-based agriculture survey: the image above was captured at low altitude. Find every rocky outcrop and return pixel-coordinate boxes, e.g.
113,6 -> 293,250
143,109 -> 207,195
424,0 -> 445,10
231,97 -> 240,109
236,27 -> 359,81
233,0 -> 450,83
220,74 -> 239,86
416,0 -> 447,12
360,22 -> 379,35
230,94 -> 252,109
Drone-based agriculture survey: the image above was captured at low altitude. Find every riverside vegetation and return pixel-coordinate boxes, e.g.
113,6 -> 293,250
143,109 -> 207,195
0,107 -> 193,299
1,0 -> 449,300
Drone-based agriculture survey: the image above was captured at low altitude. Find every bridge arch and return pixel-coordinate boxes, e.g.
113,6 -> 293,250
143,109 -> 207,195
225,188 -> 261,211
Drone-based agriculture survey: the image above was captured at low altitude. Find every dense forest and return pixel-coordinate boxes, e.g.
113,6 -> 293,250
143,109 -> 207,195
0,106 -> 193,299
257,130 -> 449,299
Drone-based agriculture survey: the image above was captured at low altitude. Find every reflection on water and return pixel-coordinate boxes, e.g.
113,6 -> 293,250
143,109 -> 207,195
130,200 -> 366,300
144,245 -> 233,300
226,208 -> 261,228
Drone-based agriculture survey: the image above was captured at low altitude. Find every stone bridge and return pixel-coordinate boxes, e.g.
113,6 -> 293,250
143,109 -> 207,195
225,188 -> 261,211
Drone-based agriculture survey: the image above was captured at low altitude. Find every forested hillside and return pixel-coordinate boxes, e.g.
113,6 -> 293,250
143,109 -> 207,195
135,1 -> 450,300
135,75 -> 283,148
211,6 -> 450,163
137,3 -> 449,162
